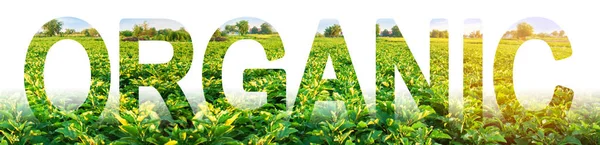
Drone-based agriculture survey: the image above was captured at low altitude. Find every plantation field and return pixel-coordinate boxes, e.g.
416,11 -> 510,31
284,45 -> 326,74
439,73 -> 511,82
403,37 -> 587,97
1,36 -> 600,144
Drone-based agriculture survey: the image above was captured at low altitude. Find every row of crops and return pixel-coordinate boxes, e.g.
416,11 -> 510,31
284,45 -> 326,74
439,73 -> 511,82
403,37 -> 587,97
1,35 -> 599,144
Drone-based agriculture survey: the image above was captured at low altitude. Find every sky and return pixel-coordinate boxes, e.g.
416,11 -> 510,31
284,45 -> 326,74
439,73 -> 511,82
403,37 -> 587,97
317,19 -> 451,34
219,17 -> 274,32
376,19 -> 449,33
120,19 -> 186,31
508,17 -> 564,34
464,19 -> 482,34
39,17 -> 275,33
37,17 -> 92,32
376,19 -> 396,32
40,17 -> 560,35
316,19 -> 339,33
430,19 -> 448,30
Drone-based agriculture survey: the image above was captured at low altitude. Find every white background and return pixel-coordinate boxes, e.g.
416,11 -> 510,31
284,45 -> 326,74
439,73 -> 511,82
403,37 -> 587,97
0,0 -> 598,116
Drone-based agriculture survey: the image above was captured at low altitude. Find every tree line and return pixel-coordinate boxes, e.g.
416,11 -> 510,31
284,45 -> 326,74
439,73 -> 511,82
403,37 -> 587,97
375,24 -> 404,37
464,30 -> 483,38
429,29 -> 449,38
120,20 -> 277,42
316,24 -> 399,38
39,19 -> 475,40
216,20 -> 275,36
118,21 -> 191,42
375,24 -> 450,38
315,24 -> 343,37
211,20 -> 276,41
503,22 -> 566,40
38,19 -> 99,37
315,23 -> 449,38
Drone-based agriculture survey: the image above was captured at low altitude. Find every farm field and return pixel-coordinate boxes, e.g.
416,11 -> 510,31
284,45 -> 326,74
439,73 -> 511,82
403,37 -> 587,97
1,35 -> 600,144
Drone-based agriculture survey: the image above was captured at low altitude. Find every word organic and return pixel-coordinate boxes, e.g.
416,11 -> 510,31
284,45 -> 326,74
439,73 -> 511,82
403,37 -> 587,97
25,17 -> 573,125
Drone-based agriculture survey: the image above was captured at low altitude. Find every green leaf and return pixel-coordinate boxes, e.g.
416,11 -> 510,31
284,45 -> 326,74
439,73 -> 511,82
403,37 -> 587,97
411,122 -> 427,129
224,112 -> 240,126
55,127 -> 78,140
165,140 -> 178,145
559,136 -> 582,145
430,130 -> 451,139
357,121 -> 367,128
487,134 -> 507,143
1,139 -> 8,145
214,125 -> 233,137
0,111 -> 13,120
114,114 -> 129,125
120,124 -> 140,137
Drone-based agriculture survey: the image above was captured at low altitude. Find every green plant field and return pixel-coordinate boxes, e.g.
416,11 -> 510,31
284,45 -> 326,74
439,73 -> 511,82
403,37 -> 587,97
1,36 -> 600,144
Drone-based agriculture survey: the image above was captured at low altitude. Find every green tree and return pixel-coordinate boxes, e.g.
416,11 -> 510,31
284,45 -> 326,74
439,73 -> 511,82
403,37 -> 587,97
250,26 -> 259,34
175,28 -> 191,42
225,25 -> 237,35
315,32 -> 324,37
81,29 -> 88,36
133,24 -> 144,37
430,29 -> 449,38
120,30 -> 133,37
64,29 -> 75,35
391,25 -> 402,37
236,20 -> 249,36
42,19 -> 63,36
324,24 -> 342,37
158,29 -> 171,36
381,29 -> 390,37
516,22 -> 534,40
375,24 -> 380,37
88,28 -> 99,37
220,29 -> 229,36
148,27 -> 157,37
211,28 -> 222,41
140,21 -> 150,36
82,28 -> 99,37
260,23 -> 273,34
